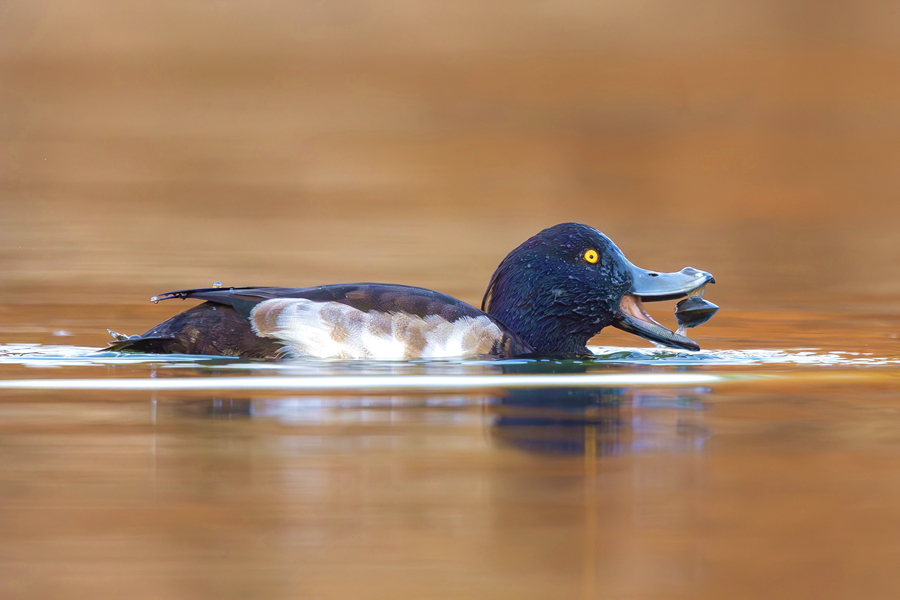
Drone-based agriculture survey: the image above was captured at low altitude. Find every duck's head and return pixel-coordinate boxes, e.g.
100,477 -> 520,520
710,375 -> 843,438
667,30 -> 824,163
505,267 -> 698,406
482,223 -> 715,355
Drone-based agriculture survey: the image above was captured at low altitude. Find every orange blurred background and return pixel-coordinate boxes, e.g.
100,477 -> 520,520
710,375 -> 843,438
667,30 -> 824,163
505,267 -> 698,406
1,0 -> 899,310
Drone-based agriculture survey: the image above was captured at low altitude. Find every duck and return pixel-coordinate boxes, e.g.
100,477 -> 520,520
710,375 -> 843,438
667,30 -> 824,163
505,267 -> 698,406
106,223 -> 715,359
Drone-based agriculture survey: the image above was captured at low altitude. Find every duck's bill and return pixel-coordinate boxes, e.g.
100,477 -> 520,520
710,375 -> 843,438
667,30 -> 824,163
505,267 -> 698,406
613,294 -> 700,351
627,264 -> 715,302
611,264 -> 716,351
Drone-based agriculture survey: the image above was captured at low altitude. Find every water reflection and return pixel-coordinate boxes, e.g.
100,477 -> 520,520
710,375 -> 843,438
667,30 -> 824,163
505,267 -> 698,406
492,385 -> 711,456
170,381 -> 711,459
177,397 -> 254,419
488,360 -> 711,456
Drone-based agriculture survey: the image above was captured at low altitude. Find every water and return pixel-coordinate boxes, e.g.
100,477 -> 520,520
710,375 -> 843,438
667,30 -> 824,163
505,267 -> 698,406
1,304 -> 900,599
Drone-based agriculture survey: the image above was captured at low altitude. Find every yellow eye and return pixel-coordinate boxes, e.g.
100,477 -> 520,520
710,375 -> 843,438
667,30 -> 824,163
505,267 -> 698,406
583,249 -> 598,264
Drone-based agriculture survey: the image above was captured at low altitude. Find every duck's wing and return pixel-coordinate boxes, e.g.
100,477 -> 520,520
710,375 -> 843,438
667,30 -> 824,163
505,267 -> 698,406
111,284 -> 531,359
150,284 -> 487,321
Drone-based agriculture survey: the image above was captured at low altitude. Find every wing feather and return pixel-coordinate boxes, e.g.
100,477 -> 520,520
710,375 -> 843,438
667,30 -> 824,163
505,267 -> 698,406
113,283 -> 532,358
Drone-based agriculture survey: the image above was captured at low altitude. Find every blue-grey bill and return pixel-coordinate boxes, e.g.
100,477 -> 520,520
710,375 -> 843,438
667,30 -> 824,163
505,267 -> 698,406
627,264 -> 715,302
609,260 -> 715,351
613,293 -> 701,352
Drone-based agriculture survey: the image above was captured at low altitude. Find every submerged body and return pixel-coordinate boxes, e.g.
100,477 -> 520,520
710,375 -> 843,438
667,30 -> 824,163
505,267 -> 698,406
107,223 -> 716,359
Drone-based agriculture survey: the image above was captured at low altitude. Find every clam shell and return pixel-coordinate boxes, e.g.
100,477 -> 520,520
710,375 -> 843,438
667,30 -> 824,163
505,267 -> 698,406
674,297 -> 719,329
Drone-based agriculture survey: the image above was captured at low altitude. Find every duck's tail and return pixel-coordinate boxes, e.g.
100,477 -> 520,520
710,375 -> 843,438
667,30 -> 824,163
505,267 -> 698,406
104,335 -> 192,354
102,301 -> 281,358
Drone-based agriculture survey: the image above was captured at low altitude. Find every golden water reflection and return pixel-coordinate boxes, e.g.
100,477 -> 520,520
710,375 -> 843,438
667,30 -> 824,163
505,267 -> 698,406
2,367 -> 900,599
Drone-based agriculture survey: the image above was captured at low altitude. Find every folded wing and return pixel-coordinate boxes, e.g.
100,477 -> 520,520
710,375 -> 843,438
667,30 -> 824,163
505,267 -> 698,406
107,284 -> 530,359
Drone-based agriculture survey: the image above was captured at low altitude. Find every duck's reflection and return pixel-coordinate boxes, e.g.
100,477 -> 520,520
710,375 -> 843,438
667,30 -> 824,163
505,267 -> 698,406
490,384 -> 711,456
171,384 -> 711,458
168,359 -> 712,456
488,360 -> 712,456
176,397 -> 254,418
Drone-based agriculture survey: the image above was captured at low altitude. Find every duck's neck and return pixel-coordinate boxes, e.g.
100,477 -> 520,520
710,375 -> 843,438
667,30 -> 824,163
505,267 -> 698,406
492,307 -> 594,355
485,266 -> 605,356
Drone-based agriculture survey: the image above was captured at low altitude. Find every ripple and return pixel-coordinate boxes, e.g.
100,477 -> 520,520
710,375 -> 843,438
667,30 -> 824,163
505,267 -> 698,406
587,346 -> 900,366
0,344 -> 239,367
0,344 -> 897,369
0,373 -> 722,391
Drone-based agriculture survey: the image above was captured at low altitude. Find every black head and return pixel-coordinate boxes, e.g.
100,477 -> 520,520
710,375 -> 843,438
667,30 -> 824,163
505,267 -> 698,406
482,223 -> 715,355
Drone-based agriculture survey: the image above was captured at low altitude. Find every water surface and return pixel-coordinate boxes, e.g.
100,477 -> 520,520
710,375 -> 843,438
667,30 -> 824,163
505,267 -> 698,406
2,304 -> 900,600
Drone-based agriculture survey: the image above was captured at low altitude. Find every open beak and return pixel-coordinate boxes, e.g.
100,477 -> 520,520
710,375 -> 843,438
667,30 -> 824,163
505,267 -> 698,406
612,263 -> 715,351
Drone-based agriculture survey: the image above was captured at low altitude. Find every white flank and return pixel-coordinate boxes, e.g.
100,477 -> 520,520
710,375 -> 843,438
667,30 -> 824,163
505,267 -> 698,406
250,299 -> 504,360
252,299 -> 346,358
421,315 -> 497,358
